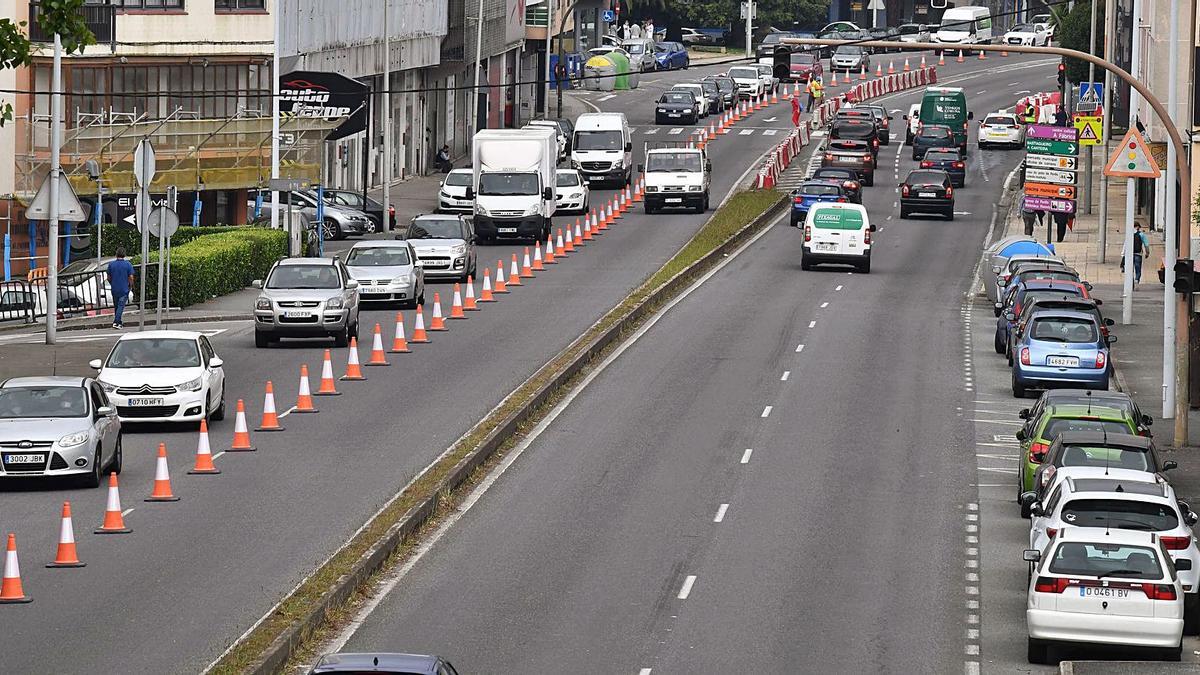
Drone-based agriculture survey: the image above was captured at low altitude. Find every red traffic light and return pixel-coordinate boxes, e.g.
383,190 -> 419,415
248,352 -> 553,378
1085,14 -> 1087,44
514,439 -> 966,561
1057,63 -> 1065,72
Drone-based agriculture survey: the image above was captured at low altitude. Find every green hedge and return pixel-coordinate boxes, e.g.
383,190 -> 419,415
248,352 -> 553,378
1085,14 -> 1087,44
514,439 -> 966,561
84,224 -> 245,258
136,228 -> 287,308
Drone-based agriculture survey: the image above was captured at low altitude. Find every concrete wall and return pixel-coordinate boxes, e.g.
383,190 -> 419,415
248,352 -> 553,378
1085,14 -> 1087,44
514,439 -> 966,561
278,0 -> 447,78
79,0 -> 273,57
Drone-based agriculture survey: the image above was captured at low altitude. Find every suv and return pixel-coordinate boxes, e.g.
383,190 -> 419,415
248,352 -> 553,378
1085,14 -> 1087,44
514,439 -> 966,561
822,139 -> 876,186
253,257 -> 361,348
641,145 -> 712,213
830,118 -> 881,156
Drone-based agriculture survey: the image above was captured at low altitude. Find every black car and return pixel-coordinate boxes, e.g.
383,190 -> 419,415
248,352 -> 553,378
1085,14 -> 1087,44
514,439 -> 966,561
830,118 -> 880,157
550,118 -> 575,153
1025,431 -> 1176,505
756,32 -> 798,59
655,90 -> 700,125
810,166 -> 863,202
821,139 -> 875,186
920,147 -> 967,187
857,104 -> 893,145
899,169 -> 955,220
911,123 -> 957,161
703,75 -> 737,108
697,79 -> 725,114
323,189 -> 394,233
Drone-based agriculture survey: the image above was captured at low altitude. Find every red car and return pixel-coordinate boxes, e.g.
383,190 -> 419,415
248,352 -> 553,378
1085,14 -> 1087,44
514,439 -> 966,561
788,53 -> 823,83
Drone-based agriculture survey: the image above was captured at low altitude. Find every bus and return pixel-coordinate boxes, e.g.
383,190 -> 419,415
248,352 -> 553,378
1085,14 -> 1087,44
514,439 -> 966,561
918,86 -> 973,153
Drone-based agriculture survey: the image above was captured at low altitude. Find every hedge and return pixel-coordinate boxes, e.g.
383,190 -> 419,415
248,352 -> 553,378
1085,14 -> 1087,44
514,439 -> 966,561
83,224 -> 244,258
135,228 -> 287,308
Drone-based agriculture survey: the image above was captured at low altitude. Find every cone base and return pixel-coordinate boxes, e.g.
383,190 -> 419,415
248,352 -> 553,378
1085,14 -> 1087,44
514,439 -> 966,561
493,289 -> 510,294
464,306 -> 480,311
365,362 -> 391,367
314,391 -> 341,396
544,259 -> 559,264
519,273 -> 534,279
292,408 -> 319,414
410,337 -> 431,343
429,327 -> 448,332
255,426 -> 286,432
450,314 -> 468,319
0,596 -> 32,603
145,495 -> 181,502
339,375 -> 367,381
47,561 -> 86,568
188,467 -> 222,474
478,296 -> 498,301
94,526 -> 132,534
227,446 -> 256,452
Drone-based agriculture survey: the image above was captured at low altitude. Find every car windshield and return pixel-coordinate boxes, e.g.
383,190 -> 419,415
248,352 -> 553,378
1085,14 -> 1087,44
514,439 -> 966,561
899,23 -> 922,32
478,173 -> 539,196
1012,23 -> 1036,32
574,130 -> 623,150
800,184 -> 842,196
60,260 -> 98,275
1031,317 -> 1098,343
700,81 -> 718,93
556,172 -> 581,187
925,150 -> 960,161
1048,542 -> 1163,579
1058,444 -> 1151,471
791,54 -> 816,64
906,170 -> 946,185
834,45 -> 864,55
407,219 -> 463,239
266,265 -> 341,290
660,92 -> 694,104
815,169 -> 854,180
107,338 -> 201,368
345,247 -> 411,267
708,78 -> 734,92
444,172 -> 472,187
728,67 -> 759,79
984,115 -> 1018,127
833,122 -> 875,138
921,126 -> 953,138
756,65 -> 772,75
1061,499 -> 1178,532
624,43 -> 646,54
1018,272 -> 1080,286
646,152 -> 702,172
0,386 -> 88,418
1043,418 -> 1133,441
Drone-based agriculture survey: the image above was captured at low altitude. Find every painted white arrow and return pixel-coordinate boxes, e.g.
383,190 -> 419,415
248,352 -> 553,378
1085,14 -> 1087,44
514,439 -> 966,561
763,117 -> 777,122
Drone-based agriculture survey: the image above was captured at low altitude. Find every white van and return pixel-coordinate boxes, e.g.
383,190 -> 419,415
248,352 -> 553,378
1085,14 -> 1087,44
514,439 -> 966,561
935,6 -> 994,51
801,202 -> 874,273
571,112 -> 632,186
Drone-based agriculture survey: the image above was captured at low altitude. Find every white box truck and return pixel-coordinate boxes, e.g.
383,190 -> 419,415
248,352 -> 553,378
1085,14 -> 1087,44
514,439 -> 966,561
470,128 -> 557,243
571,112 -> 632,186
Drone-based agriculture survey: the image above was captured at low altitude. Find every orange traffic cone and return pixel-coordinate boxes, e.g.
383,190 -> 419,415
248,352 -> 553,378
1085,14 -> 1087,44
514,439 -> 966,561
0,534 -> 31,603
463,276 -> 479,310
46,502 -> 85,568
145,443 -> 180,502
583,216 -> 593,241
450,284 -> 468,318
94,474 -> 132,534
1000,48 -> 1009,57
366,323 -> 390,365
545,234 -> 558,263
956,50 -> 964,63
888,60 -> 895,74
876,62 -> 883,77
293,364 -> 318,412
978,48 -> 987,60
315,349 -> 340,396
938,51 -> 946,66
494,260 -> 510,292
188,420 -> 221,474
859,63 -> 866,80
411,305 -> 431,342
256,381 -> 285,430
830,70 -> 839,86
480,270 -> 497,301
771,88 -> 780,104
507,254 -> 522,286
920,54 -> 927,69
573,220 -> 584,247
341,337 -> 366,380
520,249 -> 534,277
904,58 -> 911,71
532,243 -> 545,271
389,313 -> 411,352
229,399 -> 256,451
430,293 -> 449,329
564,227 -> 576,253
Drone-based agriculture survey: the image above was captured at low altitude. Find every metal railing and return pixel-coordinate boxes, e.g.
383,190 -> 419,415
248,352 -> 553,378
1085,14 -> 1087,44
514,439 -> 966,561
0,268 -> 156,325
27,2 -> 116,50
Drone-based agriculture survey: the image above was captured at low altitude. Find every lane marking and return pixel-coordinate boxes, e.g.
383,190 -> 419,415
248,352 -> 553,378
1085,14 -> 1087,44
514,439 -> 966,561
278,405 -> 298,419
714,504 -> 729,523
976,89 -> 987,94
741,448 -> 753,463
677,575 -> 697,599
738,129 -> 754,135
598,94 -> 616,102
668,128 -> 683,135
211,451 -> 226,461
644,128 -> 659,135
781,371 -> 790,381
819,302 -> 829,308
796,344 -> 805,352
120,508 -> 135,517
761,405 -> 772,418
762,129 -> 777,136
835,285 -> 843,291
808,320 -> 817,328
640,669 -> 653,675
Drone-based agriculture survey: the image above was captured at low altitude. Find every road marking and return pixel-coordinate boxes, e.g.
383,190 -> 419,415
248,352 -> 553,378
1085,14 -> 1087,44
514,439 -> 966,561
714,504 -> 729,522
795,344 -> 805,352
820,302 -> 829,308
121,508 -> 135,517
668,128 -> 683,135
835,285 -> 843,291
738,129 -> 754,135
764,117 -> 777,122
811,130 -> 826,137
976,90 -> 987,94
278,405 -> 298,419
677,575 -> 697,599
1015,89 -> 1031,95
598,94 -> 616,102
781,371 -> 790,381
211,451 -> 226,461
761,406 -> 772,418
639,669 -> 653,675
762,129 -> 777,136
808,320 -> 817,328
968,418 -> 1021,425
741,448 -> 753,463
644,128 -> 659,135
1007,81 -> 1020,86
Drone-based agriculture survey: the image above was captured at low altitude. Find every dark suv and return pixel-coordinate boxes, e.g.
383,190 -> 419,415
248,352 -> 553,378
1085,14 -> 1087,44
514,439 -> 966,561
830,118 -> 880,157
821,139 -> 876,186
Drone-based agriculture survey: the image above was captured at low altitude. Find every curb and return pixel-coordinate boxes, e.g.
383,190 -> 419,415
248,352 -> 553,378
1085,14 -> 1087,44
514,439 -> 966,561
238,193 -> 788,674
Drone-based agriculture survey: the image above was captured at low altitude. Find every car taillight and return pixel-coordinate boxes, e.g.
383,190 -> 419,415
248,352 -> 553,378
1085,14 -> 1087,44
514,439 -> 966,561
1034,577 -> 1070,593
863,227 -> 871,245
1046,528 -> 1058,539
1020,347 -> 1031,365
953,161 -> 965,169
1142,583 -> 1178,601
836,197 -> 846,202
872,138 -> 879,149
1161,536 -> 1192,551
920,161 -> 933,168
803,225 -> 811,242
1095,352 -> 1106,369
846,181 -> 859,190
901,185 -> 910,197
1029,442 -> 1050,463
794,197 -> 804,204
864,156 -> 874,166
946,185 -> 954,198
825,153 -> 834,161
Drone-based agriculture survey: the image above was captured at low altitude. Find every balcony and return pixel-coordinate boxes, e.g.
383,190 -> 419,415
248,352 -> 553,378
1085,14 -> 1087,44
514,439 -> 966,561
27,2 -> 116,50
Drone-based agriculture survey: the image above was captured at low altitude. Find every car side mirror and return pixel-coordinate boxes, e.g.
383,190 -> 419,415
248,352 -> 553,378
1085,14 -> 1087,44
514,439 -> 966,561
346,279 -> 359,289
706,160 -> 712,172
1188,514 -> 1199,527
624,142 -> 633,152
543,187 -> 554,200
209,357 -> 224,369
993,302 -> 1003,309
991,265 -> 1002,274
869,223 -> 877,232
1004,312 -> 1016,321
967,111 -> 974,120
1018,408 -> 1030,419
1104,318 -> 1115,326
1022,549 -> 1041,563
1028,502 -> 1044,517
1107,336 -> 1117,344
1015,429 -> 1026,441
1020,491 -> 1038,508
251,280 -> 263,289
1142,414 -> 1154,426
1163,460 -> 1178,471
89,359 -> 103,370
96,405 -> 115,417
414,259 -> 425,267
1094,298 -> 1103,305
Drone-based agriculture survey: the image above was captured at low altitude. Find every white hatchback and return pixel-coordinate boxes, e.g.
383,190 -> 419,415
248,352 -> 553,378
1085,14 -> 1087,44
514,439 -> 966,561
800,202 -> 874,273
91,330 -> 226,423
1025,527 -> 1185,664
438,169 -> 474,213
555,169 -> 590,214
978,112 -> 1024,149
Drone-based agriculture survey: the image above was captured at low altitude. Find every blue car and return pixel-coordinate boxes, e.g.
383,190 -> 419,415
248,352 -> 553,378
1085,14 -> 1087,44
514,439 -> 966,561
654,41 -> 689,70
919,147 -> 966,187
994,279 -> 1087,355
1012,310 -> 1112,398
790,180 -> 849,226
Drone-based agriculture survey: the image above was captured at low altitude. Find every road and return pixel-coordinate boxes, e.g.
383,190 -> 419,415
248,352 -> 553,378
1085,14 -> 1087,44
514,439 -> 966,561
332,58 -> 1051,672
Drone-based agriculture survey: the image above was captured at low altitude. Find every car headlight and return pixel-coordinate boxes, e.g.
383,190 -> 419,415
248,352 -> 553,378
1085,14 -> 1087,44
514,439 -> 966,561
58,431 -> 89,448
475,204 -> 490,216
612,158 -> 624,169
657,108 -> 667,113
177,376 -> 204,392
523,204 -> 540,216
326,296 -> 345,310
392,275 -> 411,285
450,243 -> 467,255
255,296 -> 271,310
98,379 -> 116,393
645,185 -> 659,193
687,185 -> 702,192
570,159 -> 581,169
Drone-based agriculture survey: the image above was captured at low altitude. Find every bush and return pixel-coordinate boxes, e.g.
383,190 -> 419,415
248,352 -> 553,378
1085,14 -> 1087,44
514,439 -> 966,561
1059,1 -> 1102,83
84,223 -> 244,258
135,227 -> 287,308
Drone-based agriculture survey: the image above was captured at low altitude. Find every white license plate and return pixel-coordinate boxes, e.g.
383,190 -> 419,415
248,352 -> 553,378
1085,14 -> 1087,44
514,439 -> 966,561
919,192 -> 936,198
128,397 -> 164,406
669,113 -> 681,117
665,198 -> 682,203
4,454 -> 44,464
498,227 -> 517,234
1082,586 -> 1129,598
360,287 -> 387,294
1047,356 -> 1079,367
815,242 -> 838,252
989,131 -> 1008,137
283,310 -> 311,318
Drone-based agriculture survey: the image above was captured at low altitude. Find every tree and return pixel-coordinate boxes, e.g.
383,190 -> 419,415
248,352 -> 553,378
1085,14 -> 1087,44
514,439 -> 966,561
0,0 -> 96,126
1057,0 -> 1101,84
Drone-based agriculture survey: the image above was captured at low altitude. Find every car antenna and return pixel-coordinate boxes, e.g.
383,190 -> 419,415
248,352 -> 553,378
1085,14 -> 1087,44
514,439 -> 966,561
1086,388 -> 1092,415
1103,425 -> 1110,476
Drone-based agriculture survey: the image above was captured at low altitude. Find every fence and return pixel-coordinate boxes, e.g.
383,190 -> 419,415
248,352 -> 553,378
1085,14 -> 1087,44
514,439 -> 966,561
0,265 -> 161,326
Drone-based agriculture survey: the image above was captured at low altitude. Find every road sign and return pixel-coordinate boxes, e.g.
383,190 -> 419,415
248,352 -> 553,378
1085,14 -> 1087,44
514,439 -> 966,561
1022,196 -> 1076,214
147,207 -> 180,238
1025,167 -> 1077,185
1024,154 -> 1078,171
602,9 -> 614,22
1024,182 -> 1077,199
867,0 -> 885,8
1025,124 -> 1078,142
133,139 -> 156,188
1074,115 -> 1103,146
1078,82 -> 1103,102
26,173 -> 87,222
1025,137 -> 1079,156
1103,127 -> 1161,178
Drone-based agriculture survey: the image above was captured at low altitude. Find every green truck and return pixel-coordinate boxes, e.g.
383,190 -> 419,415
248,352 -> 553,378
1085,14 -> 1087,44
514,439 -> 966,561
919,86 -> 972,154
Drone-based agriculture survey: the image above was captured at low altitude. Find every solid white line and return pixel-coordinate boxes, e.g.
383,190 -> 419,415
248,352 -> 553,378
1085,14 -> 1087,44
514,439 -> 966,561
795,344 -> 805,352
714,504 -> 729,522
820,302 -> 829,308
211,451 -> 226,461
678,575 -> 697,599
781,371 -> 790,381
741,448 -> 753,463
808,320 -> 817,328
761,406 -> 772,418
121,508 -> 135,517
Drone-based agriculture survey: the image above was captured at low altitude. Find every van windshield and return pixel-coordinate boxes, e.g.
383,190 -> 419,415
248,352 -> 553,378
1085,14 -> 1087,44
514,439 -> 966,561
574,130 -> 623,151
478,173 -> 540,196
646,153 -> 702,173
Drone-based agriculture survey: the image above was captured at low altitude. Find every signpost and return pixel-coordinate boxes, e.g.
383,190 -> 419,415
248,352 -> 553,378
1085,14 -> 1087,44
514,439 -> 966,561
133,139 -> 155,331
1025,138 -> 1079,156
1023,124 -> 1079,243
149,196 -> 179,328
1022,196 -> 1077,213
1025,167 -> 1078,185
1024,182 -> 1077,199
1024,154 -> 1078,170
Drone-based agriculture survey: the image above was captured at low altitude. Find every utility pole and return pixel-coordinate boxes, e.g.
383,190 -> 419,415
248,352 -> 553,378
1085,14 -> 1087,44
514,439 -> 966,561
1122,0 -> 1142,327
744,0 -> 754,59
270,0 -> 281,242
1163,0 -> 1180,420
543,0 -> 552,116
1097,0 -> 1116,263
46,33 -> 63,345
472,0 -> 487,135
1083,0 -> 1097,215
382,0 -> 392,234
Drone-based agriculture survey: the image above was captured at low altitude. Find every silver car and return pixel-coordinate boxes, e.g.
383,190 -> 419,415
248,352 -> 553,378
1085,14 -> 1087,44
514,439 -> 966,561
402,214 -> 478,283
831,45 -> 870,72
247,189 -> 371,241
0,376 -> 121,487
253,257 -> 361,348
345,240 -> 425,309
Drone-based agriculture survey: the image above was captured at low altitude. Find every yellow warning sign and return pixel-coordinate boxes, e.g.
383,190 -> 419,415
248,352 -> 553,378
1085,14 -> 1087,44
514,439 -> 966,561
1103,127 -> 1162,179
1074,115 -> 1103,146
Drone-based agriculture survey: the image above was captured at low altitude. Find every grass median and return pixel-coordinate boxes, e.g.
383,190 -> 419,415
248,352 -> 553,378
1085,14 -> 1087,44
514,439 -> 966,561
212,187 -> 785,674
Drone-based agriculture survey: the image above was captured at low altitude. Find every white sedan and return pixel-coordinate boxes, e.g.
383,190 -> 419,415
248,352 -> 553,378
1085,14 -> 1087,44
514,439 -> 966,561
977,112 -> 1025,148
1003,23 -> 1050,46
91,330 -> 226,423
555,169 -> 590,214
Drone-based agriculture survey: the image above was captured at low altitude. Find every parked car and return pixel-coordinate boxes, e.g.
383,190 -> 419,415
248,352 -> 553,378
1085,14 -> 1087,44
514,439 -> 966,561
1004,22 -> 1051,46
786,52 -> 823,83
1027,430 -> 1175,504
247,189 -> 370,241
91,330 -> 226,423
897,23 -> 931,45
620,38 -> 658,72
343,240 -> 424,308
1009,296 -> 1112,360
791,180 -> 851,225
978,112 -> 1025,149
899,169 -> 955,220
867,27 -> 902,52
401,214 -> 477,283
654,41 -> 690,70
1012,312 -> 1112,397
555,168 -> 590,214
322,189 -> 394,233
999,281 -> 1094,358
437,168 -> 474,214
990,254 -> 1074,308
252,257 -> 360,348
681,27 -> 723,46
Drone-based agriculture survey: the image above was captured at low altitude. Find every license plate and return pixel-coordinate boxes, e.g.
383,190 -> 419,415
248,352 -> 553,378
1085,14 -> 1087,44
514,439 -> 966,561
919,192 -> 936,198
669,113 -> 681,117
128,397 -> 164,406
1047,356 -> 1079,367
360,287 -> 387,294
4,453 -> 44,464
990,131 -> 1008,137
665,198 -> 682,203
283,310 -> 311,318
498,227 -> 517,234
816,242 -> 837,252
1082,586 -> 1129,598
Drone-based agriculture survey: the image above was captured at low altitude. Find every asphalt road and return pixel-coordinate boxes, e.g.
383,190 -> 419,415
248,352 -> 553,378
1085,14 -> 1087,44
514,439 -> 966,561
333,57 -> 1049,672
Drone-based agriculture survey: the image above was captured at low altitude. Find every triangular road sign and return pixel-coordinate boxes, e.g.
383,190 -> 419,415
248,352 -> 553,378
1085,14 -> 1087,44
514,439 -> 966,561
1104,127 -> 1161,179
26,172 -> 88,222
1078,123 -> 1098,141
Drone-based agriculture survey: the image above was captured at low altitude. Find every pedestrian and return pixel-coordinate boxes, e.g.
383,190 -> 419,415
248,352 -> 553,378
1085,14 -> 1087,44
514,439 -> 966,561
1021,202 -> 1038,236
1053,105 -> 1068,127
806,76 -> 823,110
106,247 -> 135,329
629,20 -> 641,39
646,19 -> 656,42
1052,210 -> 1069,242
1132,222 -> 1151,285
435,144 -> 452,173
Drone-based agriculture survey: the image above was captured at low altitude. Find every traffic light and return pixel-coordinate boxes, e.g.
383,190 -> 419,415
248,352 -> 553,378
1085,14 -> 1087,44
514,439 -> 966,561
1174,259 -> 1195,295
1056,63 -> 1066,93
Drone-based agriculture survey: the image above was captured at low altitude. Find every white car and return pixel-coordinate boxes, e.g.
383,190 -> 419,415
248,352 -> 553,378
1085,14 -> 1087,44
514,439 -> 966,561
978,112 -> 1025,148
438,168 -> 474,213
1025,527 -> 1185,664
902,102 -> 921,145
526,120 -> 567,162
801,202 -> 874,274
91,330 -> 226,423
1004,22 -> 1050,46
555,169 -> 590,214
754,62 -> 778,95
726,65 -> 764,99
1030,15 -> 1055,39
670,84 -> 709,117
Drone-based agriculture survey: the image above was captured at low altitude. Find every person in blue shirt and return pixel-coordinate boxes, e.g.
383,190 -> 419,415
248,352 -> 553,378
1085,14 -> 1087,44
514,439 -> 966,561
106,247 -> 135,328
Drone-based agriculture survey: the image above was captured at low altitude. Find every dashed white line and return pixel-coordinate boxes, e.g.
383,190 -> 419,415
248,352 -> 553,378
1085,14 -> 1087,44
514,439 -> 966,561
677,575 -> 697,599
835,285 -> 843,291
639,669 -> 653,675
781,371 -> 790,381
598,94 -> 616,102
795,344 -> 805,352
644,128 -> 659,135
714,504 -> 729,522
808,320 -> 817,328
820,302 -> 829,308
761,406 -> 773,418
668,128 -> 683,135
976,89 -> 987,94
740,448 -> 753,463
738,129 -> 754,135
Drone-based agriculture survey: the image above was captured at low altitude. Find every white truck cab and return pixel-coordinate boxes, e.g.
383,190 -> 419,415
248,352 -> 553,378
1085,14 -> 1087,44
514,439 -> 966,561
571,112 -> 632,187
935,6 -> 994,50
639,143 -> 712,214
470,128 -> 557,243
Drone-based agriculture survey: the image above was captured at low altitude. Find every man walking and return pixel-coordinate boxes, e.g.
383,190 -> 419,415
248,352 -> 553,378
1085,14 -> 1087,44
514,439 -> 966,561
1132,222 -> 1151,286
107,247 -> 135,329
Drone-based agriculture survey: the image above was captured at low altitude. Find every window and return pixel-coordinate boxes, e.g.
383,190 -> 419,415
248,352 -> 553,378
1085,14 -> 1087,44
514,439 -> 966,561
110,0 -> 185,9
216,0 -> 265,9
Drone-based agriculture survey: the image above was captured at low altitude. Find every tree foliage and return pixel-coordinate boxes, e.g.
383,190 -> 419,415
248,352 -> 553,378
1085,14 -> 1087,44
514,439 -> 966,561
0,0 -> 96,125
1058,0 -> 1101,83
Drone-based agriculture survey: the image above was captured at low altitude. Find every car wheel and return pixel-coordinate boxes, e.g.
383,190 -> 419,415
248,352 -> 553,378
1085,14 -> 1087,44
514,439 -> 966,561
994,331 -> 1006,354
857,258 -> 871,274
800,254 -> 812,271
1184,593 -> 1200,635
322,218 -> 343,241
1012,374 -> 1027,399
899,208 -> 909,219
108,436 -> 123,475
946,210 -> 955,221
1164,643 -> 1183,662
255,330 -> 270,348
1026,638 -> 1049,665
912,152 -> 920,161
334,323 -> 349,348
656,115 -> 663,125
81,446 -> 102,489
211,388 -> 226,421
364,219 -> 380,234
645,203 -> 655,215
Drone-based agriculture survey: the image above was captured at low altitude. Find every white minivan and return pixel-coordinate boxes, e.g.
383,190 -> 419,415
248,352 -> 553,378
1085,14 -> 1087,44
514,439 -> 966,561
571,112 -> 632,186
935,6 -> 994,52
800,202 -> 874,273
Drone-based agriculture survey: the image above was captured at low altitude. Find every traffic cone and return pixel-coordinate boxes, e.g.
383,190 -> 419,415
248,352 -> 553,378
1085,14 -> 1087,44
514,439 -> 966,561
463,276 -> 479,310
888,60 -> 895,74
1000,48 -> 1009,57
46,502 -> 85,568
341,337 -> 366,380
830,70 -> 839,86
555,230 -> 568,257
480,270 -> 497,301
448,284 -> 467,319
229,399 -> 256,451
957,49 -> 964,63
573,220 -> 584,246
904,58 -> 911,71
430,293 -> 449,328
564,226 -> 576,253
876,62 -> 883,77
95,474 -> 131,534
920,54 -> 927,69
507,254 -> 522,286
315,349 -> 340,395
544,234 -> 558,264
771,88 -> 780,104
411,305 -> 431,341
938,51 -> 946,66
0,534 -> 31,603
719,110 -> 729,134
389,312 -> 411,351
583,216 -> 593,241
145,443 -> 180,502
188,420 -> 221,474
256,381 -> 285,430
293,364 -> 318,412
520,249 -> 534,277
494,260 -> 510,292
859,63 -> 866,80
532,243 -> 545,271
366,323 -> 390,365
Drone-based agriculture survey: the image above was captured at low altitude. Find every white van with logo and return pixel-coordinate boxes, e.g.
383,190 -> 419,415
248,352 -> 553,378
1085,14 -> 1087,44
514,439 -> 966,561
801,202 -> 874,273
935,6 -> 994,52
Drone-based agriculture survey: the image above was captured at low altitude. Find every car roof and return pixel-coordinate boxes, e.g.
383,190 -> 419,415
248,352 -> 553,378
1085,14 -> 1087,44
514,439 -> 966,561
1063,476 -> 1170,499
115,329 -> 202,340
413,213 -> 462,222
1046,403 -> 1130,420
1056,526 -> 1162,546
1027,296 -> 1098,308
447,168 -> 472,176
906,169 -> 950,180
277,256 -> 337,267
1053,466 -> 1159,485
349,240 -> 412,249
311,652 -> 440,673
1029,309 -> 1097,322
1040,390 -> 1137,410
1,376 -> 88,388
1055,431 -> 1153,449
556,168 -> 582,175
1019,279 -> 1084,291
